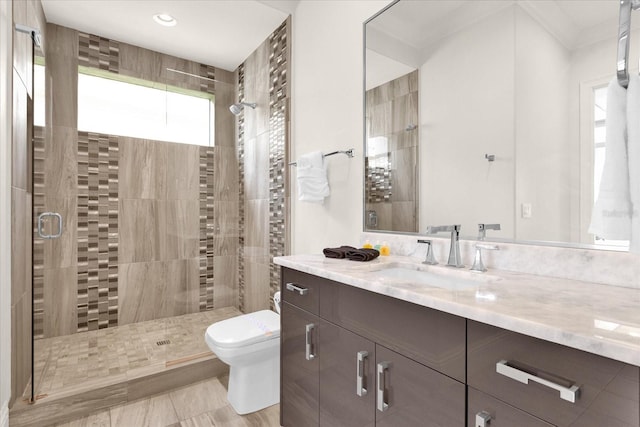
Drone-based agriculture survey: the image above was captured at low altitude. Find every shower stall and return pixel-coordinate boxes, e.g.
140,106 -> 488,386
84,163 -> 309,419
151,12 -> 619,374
10,17 -> 290,426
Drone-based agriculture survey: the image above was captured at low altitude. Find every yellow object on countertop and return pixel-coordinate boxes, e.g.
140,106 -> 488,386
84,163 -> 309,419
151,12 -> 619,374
362,240 -> 373,249
380,242 -> 390,256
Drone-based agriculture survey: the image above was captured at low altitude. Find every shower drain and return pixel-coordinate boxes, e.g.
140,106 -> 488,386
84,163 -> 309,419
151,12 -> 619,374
156,339 -> 171,346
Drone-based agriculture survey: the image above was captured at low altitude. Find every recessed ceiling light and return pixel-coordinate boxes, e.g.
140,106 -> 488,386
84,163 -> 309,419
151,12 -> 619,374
153,13 -> 177,27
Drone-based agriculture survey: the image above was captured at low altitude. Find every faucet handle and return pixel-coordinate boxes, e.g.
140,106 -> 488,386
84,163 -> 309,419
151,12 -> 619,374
478,223 -> 501,240
417,239 -> 438,265
470,244 -> 499,272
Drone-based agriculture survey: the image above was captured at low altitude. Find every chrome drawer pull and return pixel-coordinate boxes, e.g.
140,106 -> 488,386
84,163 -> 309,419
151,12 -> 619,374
356,351 -> 368,397
475,411 -> 492,427
305,323 -> 315,360
377,361 -> 390,412
286,282 -> 309,296
496,360 -> 580,403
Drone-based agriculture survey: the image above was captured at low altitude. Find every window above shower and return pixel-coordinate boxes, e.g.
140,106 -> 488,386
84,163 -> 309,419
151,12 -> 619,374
77,67 -> 215,147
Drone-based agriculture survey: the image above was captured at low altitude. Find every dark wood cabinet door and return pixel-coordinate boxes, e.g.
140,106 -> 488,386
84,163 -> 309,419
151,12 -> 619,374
320,278 -> 466,382
468,387 -> 554,427
281,301 -> 320,427
375,345 -> 465,427
319,320 -> 376,427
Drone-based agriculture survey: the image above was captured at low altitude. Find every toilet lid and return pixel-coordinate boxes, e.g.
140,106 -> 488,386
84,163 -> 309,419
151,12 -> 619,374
206,310 -> 280,349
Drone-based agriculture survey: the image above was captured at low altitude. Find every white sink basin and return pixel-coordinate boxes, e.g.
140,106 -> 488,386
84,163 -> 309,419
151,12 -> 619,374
368,263 -> 491,291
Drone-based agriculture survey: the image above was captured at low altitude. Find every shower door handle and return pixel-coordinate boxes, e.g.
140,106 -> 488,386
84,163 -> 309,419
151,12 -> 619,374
37,212 -> 63,239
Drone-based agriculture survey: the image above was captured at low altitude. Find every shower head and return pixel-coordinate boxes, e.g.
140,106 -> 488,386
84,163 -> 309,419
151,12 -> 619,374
229,102 -> 257,115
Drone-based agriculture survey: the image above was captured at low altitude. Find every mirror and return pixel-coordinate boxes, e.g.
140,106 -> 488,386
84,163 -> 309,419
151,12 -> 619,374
364,0 -> 640,250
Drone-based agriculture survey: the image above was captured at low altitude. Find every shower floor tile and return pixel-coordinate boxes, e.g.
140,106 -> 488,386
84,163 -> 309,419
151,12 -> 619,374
32,307 -> 241,399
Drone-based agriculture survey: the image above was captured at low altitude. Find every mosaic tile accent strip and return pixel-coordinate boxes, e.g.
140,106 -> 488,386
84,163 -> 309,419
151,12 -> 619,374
199,64 -> 216,95
77,131 -> 119,332
78,32 -> 119,73
268,20 -> 289,307
237,63 -> 246,313
199,147 -> 215,311
366,162 -> 393,203
33,126 -> 46,339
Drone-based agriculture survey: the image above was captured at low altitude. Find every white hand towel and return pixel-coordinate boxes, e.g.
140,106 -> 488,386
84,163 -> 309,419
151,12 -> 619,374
627,75 -> 640,253
589,78 -> 632,240
296,151 -> 330,203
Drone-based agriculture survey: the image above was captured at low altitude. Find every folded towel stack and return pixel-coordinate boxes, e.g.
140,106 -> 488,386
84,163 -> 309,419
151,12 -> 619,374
323,246 -> 380,262
323,246 -> 356,259
346,248 -> 380,262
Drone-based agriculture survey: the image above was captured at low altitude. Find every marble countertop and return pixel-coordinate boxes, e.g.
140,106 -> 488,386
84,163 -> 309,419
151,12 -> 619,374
274,254 -> 640,366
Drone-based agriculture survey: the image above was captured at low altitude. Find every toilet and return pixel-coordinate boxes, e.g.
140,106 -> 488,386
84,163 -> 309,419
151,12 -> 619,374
205,293 -> 281,414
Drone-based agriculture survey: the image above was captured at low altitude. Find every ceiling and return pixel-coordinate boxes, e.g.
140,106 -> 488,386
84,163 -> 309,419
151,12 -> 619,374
367,0 -> 632,69
41,0 -> 297,71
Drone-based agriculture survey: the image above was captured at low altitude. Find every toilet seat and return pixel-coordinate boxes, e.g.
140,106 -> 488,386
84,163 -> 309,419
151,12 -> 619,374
206,310 -> 280,349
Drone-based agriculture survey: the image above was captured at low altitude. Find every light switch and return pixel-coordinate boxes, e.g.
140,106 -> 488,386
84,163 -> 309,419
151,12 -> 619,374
521,203 -> 532,219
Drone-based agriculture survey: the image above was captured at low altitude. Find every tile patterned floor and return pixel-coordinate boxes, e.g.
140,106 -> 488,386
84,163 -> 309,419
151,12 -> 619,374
32,307 -> 241,399
53,375 -> 281,427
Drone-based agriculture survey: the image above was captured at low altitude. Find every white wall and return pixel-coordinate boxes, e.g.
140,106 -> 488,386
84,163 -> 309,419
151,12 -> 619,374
0,0 -> 13,424
420,7 -> 516,240
514,6 -> 571,242
290,0 -> 392,254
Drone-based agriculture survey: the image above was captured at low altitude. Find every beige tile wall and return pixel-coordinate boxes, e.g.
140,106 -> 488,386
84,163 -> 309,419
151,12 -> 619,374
239,18 -> 290,313
32,25 -> 241,335
365,69 -> 419,232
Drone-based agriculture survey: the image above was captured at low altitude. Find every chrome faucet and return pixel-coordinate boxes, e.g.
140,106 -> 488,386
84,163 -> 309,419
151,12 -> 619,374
425,225 -> 463,268
470,244 -> 499,272
478,223 -> 501,240
417,239 -> 437,265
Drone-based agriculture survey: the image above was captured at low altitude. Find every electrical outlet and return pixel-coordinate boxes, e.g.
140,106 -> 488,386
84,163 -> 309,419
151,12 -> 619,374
521,203 -> 532,219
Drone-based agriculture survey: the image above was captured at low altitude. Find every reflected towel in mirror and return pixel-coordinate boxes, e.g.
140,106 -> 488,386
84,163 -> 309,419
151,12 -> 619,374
589,78 -> 632,241
296,151 -> 330,203
627,75 -> 640,253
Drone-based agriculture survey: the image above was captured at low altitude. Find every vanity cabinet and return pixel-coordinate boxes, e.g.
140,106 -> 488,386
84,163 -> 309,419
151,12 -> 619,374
281,268 -> 466,427
468,320 -> 640,427
281,267 -> 640,427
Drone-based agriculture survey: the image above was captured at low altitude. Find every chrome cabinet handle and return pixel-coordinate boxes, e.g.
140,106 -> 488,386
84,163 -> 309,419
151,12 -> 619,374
37,212 -> 63,239
305,323 -> 315,360
356,351 -> 368,397
475,411 -> 492,427
286,282 -> 308,296
377,361 -> 390,412
496,360 -> 580,403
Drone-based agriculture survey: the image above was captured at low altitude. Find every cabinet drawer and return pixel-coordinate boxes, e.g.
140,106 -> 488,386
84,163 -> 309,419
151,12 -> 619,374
468,320 -> 640,427
282,268 -> 321,315
468,387 -> 553,427
320,279 -> 465,382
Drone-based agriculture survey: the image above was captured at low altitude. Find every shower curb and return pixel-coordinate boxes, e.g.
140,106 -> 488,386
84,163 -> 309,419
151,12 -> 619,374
8,356 -> 228,427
